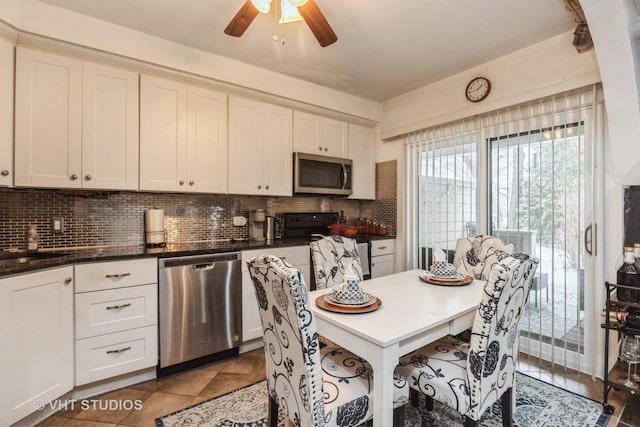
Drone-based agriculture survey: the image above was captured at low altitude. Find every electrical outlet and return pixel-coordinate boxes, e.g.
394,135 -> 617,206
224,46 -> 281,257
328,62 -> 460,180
51,217 -> 64,234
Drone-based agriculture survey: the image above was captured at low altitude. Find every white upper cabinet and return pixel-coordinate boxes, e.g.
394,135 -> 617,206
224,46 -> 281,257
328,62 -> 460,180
348,124 -> 376,200
0,37 -> 14,187
15,47 -> 139,190
293,111 -> 348,158
82,62 -> 139,190
228,96 -> 292,196
140,75 -> 227,193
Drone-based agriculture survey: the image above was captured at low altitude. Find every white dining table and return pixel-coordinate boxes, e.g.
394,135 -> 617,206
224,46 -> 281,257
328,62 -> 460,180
309,269 -> 485,427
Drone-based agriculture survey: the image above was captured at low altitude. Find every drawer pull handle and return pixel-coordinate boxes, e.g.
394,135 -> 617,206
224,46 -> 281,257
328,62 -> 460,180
377,246 -> 387,250
106,346 -> 131,354
105,273 -> 131,279
106,303 -> 131,310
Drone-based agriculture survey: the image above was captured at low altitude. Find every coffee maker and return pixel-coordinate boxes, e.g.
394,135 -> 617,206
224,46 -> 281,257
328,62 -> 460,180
249,210 -> 266,241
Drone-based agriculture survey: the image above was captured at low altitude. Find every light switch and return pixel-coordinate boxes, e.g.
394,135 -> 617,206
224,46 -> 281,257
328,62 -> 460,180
52,217 -> 64,234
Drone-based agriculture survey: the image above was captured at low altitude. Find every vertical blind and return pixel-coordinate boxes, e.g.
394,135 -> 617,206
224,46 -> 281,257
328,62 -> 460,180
404,85 -> 602,374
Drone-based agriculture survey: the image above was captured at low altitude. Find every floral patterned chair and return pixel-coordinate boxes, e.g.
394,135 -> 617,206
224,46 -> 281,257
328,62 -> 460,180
310,236 -> 364,290
395,254 -> 539,427
247,254 -> 409,427
453,235 -> 515,282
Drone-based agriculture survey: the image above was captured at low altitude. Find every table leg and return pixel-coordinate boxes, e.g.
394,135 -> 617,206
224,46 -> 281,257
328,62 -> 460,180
366,343 -> 399,427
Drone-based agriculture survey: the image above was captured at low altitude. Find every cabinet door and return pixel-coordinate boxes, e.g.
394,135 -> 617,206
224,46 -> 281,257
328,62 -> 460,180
186,86 -> 228,193
0,37 -> 13,187
323,117 -> 348,157
83,62 -> 139,190
15,47 -> 83,188
263,103 -> 292,197
348,124 -> 376,200
242,271 -> 263,341
371,254 -> 395,278
228,96 -> 264,195
0,267 -> 74,424
293,110 -> 322,154
140,75 -> 188,191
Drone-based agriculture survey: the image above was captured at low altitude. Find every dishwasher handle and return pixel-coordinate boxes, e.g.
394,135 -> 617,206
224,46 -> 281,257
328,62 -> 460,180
193,263 -> 215,270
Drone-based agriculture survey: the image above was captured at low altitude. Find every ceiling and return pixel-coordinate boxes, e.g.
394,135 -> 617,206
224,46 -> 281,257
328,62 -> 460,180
35,0 -> 577,102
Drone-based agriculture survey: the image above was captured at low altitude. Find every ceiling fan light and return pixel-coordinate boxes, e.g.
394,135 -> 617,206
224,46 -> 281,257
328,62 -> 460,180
287,0 -> 308,7
251,0 -> 272,14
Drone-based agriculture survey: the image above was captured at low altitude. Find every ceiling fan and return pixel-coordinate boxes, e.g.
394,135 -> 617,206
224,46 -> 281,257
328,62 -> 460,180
224,0 -> 338,47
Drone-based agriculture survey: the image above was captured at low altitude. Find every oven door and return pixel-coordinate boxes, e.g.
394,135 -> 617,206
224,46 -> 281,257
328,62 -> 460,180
358,242 -> 371,280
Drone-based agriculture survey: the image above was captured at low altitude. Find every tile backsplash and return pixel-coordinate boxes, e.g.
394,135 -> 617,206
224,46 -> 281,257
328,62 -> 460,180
0,161 -> 397,250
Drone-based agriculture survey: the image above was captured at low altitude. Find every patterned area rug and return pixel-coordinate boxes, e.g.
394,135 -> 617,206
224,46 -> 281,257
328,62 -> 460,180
156,373 -> 611,427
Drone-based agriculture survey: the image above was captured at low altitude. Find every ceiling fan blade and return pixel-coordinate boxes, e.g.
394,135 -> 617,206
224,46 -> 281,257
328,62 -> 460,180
297,0 -> 337,47
224,1 -> 260,37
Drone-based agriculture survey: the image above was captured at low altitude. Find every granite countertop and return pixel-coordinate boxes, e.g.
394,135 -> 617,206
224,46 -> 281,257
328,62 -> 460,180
0,235 -> 395,278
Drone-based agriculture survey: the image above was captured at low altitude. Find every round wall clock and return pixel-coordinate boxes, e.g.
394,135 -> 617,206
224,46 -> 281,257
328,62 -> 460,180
465,77 -> 491,102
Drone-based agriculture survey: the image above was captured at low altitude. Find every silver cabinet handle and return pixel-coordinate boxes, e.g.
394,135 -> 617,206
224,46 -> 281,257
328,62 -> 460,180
0,170 -> 9,177
106,346 -> 131,354
179,180 -> 185,185
64,277 -> 72,285
105,273 -> 131,279
258,184 -> 262,189
85,175 -> 92,181
70,174 -> 78,180
106,303 -> 131,310
377,246 -> 387,250
318,146 -> 323,151
189,180 -> 194,186
324,147 -> 328,151
265,185 -> 269,190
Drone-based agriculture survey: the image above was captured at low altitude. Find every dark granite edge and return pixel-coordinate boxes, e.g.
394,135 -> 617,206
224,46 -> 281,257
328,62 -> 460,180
0,235 -> 396,278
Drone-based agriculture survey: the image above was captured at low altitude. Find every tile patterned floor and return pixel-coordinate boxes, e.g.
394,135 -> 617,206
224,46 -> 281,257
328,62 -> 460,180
37,349 -> 633,427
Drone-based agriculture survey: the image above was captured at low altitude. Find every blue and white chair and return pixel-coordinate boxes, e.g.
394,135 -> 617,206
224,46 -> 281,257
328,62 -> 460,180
246,254 -> 409,427
310,235 -> 364,290
395,254 -> 539,427
453,235 -> 515,282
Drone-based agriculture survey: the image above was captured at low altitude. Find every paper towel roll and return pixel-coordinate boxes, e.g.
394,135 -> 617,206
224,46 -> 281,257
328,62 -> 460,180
145,209 -> 165,245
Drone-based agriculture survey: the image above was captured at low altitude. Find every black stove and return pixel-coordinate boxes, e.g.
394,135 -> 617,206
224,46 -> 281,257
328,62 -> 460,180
282,212 -> 339,239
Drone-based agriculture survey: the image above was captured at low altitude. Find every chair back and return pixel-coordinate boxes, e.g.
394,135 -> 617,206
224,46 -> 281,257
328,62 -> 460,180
246,255 -> 325,426
453,235 -> 515,281
310,236 -> 363,289
466,253 -> 539,420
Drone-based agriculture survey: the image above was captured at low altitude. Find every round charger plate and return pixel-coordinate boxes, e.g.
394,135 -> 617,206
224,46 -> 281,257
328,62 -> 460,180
316,295 -> 382,314
424,271 -> 466,281
324,292 -> 377,307
419,272 -> 473,286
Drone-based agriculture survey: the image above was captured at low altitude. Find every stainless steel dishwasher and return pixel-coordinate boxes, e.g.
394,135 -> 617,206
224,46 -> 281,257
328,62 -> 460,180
158,252 -> 242,376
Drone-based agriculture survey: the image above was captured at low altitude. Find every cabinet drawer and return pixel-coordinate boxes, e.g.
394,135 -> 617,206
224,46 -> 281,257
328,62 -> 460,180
75,258 -> 157,292
370,239 -> 395,257
75,325 -> 157,386
242,245 -> 310,272
76,284 -> 157,339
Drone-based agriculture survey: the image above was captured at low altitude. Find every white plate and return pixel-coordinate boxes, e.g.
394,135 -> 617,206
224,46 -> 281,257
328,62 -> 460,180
324,292 -> 377,307
422,271 -> 465,281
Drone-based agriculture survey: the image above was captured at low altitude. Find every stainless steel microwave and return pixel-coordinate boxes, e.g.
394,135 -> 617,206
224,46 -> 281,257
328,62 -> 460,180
293,152 -> 352,196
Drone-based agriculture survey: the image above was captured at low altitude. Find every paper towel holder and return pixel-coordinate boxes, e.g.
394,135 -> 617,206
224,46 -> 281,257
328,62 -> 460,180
145,208 -> 167,248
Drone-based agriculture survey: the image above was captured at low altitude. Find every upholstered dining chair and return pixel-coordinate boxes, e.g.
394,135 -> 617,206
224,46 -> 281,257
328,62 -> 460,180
395,254 -> 539,427
246,254 -> 409,427
453,235 -> 515,282
310,235 -> 364,290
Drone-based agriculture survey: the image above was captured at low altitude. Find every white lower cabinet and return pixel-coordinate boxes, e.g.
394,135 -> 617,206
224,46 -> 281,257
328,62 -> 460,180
241,246 -> 311,342
370,239 -> 396,278
74,259 -> 158,386
0,267 -> 74,425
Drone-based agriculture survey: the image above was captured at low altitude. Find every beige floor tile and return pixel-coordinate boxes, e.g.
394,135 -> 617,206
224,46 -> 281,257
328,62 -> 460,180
219,349 -> 265,376
58,388 -> 153,424
38,415 -> 115,427
153,367 -> 220,396
117,392 -> 194,427
196,372 -> 260,401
